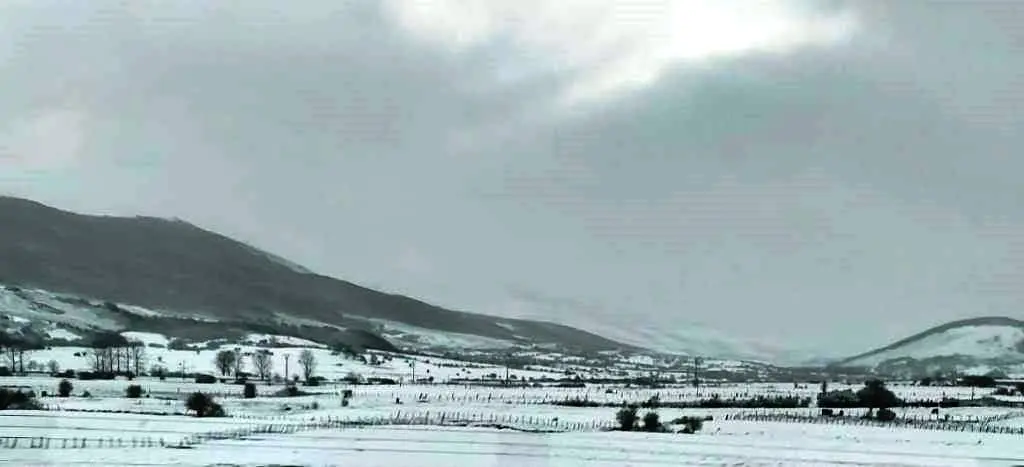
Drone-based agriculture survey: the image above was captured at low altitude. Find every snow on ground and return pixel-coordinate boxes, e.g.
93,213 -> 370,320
848,325 -> 1024,367
242,333 -> 326,348
45,327 -> 82,341
2,411 -> 1024,466
371,319 -> 521,350
120,331 -> 169,346
0,286 -> 120,330
118,304 -> 166,318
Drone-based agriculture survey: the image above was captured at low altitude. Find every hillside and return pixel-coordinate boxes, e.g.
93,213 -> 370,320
834,317 -> 1024,377
0,196 -> 630,353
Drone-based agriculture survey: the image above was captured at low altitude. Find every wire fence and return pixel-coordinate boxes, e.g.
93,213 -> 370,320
722,410 -> 1024,435
0,410 -> 619,450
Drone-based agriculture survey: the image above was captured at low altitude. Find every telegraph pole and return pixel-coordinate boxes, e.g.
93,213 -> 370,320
692,356 -> 703,397
284,354 -> 291,385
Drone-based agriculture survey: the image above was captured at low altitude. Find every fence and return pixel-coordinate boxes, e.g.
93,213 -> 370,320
722,410 -> 1024,435
0,410 -> 618,450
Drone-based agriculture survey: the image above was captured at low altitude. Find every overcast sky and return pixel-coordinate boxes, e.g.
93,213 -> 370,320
2,1 -> 1022,360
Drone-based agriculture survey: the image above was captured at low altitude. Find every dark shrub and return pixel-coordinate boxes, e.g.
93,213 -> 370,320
186,392 -> 209,415
615,405 -> 639,431
670,416 -> 705,434
206,402 -> 225,417
641,395 -> 661,409
857,380 -> 900,409
125,385 -> 143,398
194,374 -> 217,384
58,379 -> 73,397
642,411 -> 661,432
185,392 -> 225,417
0,389 -> 41,410
681,418 -> 703,433
243,383 -> 256,399
273,386 -> 307,397
876,408 -> 897,421
817,389 -> 861,408
81,390 -> 91,398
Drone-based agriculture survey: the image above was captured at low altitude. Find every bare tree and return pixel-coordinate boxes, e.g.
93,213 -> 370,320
46,359 -> 60,374
298,349 -> 316,381
214,350 -> 235,376
232,348 -> 245,377
129,341 -> 146,376
251,350 -> 273,382
92,347 -> 114,372
3,347 -> 17,372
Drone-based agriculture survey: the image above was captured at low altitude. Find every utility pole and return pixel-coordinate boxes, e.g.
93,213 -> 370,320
505,352 -> 511,385
411,360 -> 416,384
179,361 -> 186,382
692,356 -> 703,397
284,354 -> 291,385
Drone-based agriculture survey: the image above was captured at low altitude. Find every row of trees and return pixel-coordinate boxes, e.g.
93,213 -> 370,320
1,330 -> 147,377
213,348 -> 318,382
88,332 -> 146,375
0,332 -> 45,374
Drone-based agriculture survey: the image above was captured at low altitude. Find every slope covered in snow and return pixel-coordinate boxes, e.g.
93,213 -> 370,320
839,317 -> 1024,369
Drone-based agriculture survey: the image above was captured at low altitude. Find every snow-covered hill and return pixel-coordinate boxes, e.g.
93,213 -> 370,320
837,317 -> 1024,376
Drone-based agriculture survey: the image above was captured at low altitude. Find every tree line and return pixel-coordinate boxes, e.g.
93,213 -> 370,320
213,348 -> 318,383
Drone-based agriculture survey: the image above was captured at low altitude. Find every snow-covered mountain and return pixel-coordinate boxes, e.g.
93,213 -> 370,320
835,317 -> 1024,377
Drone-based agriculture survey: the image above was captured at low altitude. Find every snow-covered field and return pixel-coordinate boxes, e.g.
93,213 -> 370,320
2,374 -> 1024,465
3,408 -> 1024,466
3,321 -> 1024,464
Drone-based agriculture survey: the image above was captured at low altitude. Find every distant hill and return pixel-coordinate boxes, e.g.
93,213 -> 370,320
834,317 -> 1024,378
0,196 -> 632,353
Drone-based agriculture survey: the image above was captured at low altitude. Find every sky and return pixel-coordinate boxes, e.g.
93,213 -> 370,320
1,1 -> 1023,361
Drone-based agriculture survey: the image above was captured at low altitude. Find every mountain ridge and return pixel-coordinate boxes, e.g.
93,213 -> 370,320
834,316 -> 1024,377
0,195 -> 631,353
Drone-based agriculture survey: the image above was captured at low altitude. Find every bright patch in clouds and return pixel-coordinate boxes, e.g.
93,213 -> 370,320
384,0 -> 859,106
0,109 -> 86,171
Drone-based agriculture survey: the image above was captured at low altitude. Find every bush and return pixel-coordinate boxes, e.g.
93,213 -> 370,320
681,418 -> 703,434
0,389 -> 41,410
615,405 -> 639,431
642,411 -> 661,432
243,382 -> 257,399
876,408 -> 897,422
273,386 -> 308,397
125,385 -> 143,398
82,390 -> 91,398
194,374 -> 217,384
185,392 -> 226,417
58,379 -> 73,397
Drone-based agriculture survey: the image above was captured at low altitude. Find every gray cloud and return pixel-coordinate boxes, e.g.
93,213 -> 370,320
2,1 -> 1022,358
